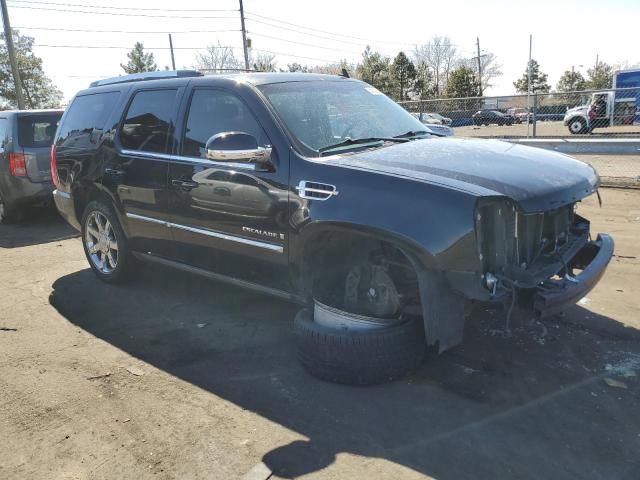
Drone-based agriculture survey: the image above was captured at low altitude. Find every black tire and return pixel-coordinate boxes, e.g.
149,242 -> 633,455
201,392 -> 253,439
294,308 -> 426,385
568,117 -> 587,135
81,200 -> 134,284
0,192 -> 23,224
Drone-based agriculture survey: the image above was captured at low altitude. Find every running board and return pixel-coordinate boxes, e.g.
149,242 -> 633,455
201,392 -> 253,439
132,252 -> 306,305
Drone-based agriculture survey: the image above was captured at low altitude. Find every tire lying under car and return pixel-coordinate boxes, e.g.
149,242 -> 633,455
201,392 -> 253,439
293,303 -> 426,385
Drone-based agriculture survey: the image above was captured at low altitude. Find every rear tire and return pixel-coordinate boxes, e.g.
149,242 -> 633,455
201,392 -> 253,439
0,193 -> 23,224
294,308 -> 426,385
81,201 -> 134,284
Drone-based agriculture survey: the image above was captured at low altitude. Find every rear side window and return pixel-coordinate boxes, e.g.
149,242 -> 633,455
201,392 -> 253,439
120,89 -> 178,154
18,114 -> 62,148
57,91 -> 120,149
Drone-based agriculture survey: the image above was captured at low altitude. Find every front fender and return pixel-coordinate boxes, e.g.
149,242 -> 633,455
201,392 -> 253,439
289,160 -> 482,274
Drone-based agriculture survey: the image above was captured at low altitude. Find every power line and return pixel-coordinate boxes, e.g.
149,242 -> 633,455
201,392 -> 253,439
245,17 -> 380,49
6,3 -> 238,19
249,31 -> 363,56
34,43 -> 236,50
245,11 -> 415,47
245,16 -> 419,53
251,48 -> 342,64
8,0 -> 237,12
15,26 -> 241,34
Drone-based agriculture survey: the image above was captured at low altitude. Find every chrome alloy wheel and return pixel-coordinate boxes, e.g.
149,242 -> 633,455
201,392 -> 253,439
85,211 -> 118,274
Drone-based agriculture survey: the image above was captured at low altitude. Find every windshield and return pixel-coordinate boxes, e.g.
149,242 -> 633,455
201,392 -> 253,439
258,80 -> 429,156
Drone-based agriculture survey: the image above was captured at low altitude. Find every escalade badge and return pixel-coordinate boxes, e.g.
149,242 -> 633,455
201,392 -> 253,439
242,226 -> 285,240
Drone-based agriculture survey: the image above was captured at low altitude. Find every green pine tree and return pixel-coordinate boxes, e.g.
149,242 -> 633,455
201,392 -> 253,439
121,42 -> 157,74
513,59 -> 550,93
0,30 -> 62,109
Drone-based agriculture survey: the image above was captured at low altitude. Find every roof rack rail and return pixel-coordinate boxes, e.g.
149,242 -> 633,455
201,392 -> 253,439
89,70 -> 203,88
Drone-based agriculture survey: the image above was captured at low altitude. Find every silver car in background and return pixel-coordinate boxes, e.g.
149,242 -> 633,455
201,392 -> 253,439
411,112 -> 455,136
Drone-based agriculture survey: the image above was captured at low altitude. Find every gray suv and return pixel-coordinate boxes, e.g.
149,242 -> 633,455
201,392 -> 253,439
0,109 -> 63,222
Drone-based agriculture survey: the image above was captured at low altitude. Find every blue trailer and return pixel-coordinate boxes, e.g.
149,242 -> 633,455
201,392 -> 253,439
613,69 -> 640,125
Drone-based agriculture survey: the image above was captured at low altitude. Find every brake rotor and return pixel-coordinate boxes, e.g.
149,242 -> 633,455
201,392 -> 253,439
344,264 -> 400,318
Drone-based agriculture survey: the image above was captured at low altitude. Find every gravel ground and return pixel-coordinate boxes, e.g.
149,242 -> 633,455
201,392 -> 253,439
573,155 -> 640,188
1,190 -> 639,480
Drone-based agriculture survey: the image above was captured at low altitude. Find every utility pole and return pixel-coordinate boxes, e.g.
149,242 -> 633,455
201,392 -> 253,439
239,0 -> 249,71
476,37 -> 483,97
168,33 -> 176,70
0,0 -> 25,109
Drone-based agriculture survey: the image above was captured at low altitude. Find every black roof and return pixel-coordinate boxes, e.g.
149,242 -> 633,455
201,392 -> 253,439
0,109 -> 64,116
88,70 -> 352,88
213,72 -> 353,86
78,71 -> 357,98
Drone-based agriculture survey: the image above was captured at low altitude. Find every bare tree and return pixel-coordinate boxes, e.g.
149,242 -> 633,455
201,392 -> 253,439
413,36 -> 458,96
461,52 -> 503,93
251,52 -> 277,72
194,42 -> 241,73
312,59 -> 355,76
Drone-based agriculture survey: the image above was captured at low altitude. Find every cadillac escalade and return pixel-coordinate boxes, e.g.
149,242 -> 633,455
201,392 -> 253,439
52,71 -> 614,384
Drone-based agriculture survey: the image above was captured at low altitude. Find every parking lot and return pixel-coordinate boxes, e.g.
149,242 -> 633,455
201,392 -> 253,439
1,189 -> 640,480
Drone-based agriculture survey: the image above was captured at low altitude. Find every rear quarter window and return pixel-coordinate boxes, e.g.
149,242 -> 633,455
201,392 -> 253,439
18,114 -> 62,148
119,88 -> 178,154
57,91 -> 121,149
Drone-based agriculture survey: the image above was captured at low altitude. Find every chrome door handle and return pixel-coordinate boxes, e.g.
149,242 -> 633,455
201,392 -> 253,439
171,179 -> 199,190
104,168 -> 124,176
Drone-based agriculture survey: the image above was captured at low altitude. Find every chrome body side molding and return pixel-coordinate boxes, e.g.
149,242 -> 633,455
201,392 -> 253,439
125,212 -> 284,253
119,149 -> 257,171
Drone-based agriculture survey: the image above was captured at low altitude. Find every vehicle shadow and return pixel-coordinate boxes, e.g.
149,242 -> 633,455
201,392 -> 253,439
50,266 -> 640,479
0,206 -> 78,248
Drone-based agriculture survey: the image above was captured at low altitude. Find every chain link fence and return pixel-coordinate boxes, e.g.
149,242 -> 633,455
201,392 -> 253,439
399,87 -> 640,188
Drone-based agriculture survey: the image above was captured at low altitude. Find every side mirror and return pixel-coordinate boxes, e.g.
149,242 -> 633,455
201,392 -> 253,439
205,132 -> 272,167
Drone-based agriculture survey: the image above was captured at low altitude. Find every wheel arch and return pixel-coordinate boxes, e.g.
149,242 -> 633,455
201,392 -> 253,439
73,182 -> 124,230
292,222 -> 466,352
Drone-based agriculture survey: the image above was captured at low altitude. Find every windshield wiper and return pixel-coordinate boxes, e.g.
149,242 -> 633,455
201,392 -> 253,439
318,136 -> 408,156
393,130 -> 435,139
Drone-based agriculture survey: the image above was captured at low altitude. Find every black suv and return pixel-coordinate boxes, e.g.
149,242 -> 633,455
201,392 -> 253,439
53,71 -> 613,385
0,109 -> 63,222
472,109 -> 514,126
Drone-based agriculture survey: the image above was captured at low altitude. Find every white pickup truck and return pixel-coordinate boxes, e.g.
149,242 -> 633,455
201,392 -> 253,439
564,69 -> 640,134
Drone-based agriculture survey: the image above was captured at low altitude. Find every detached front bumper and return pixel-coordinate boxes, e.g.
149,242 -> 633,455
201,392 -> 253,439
533,234 -> 614,317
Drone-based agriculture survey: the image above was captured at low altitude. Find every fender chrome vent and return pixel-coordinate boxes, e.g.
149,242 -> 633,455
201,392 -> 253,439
296,180 -> 339,201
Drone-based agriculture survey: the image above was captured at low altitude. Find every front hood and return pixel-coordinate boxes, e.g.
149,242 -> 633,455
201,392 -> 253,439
326,137 -> 598,212
566,105 -> 587,115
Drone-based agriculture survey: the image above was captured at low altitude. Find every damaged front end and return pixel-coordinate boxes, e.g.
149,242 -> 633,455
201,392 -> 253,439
475,197 -> 614,317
